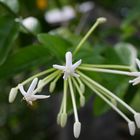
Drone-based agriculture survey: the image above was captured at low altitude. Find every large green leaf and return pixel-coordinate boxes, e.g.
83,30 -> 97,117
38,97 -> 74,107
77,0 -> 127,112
0,45 -> 52,80
0,0 -> 19,13
38,33 -> 72,62
0,15 -> 19,65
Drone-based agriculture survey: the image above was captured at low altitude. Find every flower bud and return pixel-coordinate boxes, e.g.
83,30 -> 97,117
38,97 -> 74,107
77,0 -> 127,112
128,121 -> 135,136
49,82 -> 56,93
73,121 -> 81,138
37,80 -> 44,93
22,17 -> 40,33
60,113 -> 67,127
57,113 -> 61,125
80,96 -> 85,107
134,113 -> 140,128
97,17 -> 107,24
9,88 -> 18,103
111,98 -> 117,106
80,83 -> 85,94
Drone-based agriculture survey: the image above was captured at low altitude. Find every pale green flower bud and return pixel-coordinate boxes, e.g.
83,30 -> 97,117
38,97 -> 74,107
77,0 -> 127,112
80,96 -> 85,107
97,17 -> 107,24
80,83 -> 85,94
37,80 -> 44,93
60,113 -> 67,127
111,98 -> 117,107
57,113 -> 61,125
134,113 -> 140,128
73,121 -> 81,138
49,82 -> 56,93
9,88 -> 18,103
128,121 -> 135,136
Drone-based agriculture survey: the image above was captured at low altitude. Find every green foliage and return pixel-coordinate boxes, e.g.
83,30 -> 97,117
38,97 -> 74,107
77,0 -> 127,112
0,15 -> 19,65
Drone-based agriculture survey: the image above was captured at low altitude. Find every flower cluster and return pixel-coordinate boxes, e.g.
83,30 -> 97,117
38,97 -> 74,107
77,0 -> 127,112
9,17 -> 140,138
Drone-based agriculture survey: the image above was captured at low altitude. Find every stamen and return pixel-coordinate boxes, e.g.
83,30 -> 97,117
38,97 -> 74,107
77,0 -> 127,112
128,121 -> 136,136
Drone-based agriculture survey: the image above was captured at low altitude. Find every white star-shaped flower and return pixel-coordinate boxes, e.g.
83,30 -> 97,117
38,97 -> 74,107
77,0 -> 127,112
53,52 -> 82,80
18,78 -> 50,105
129,59 -> 140,85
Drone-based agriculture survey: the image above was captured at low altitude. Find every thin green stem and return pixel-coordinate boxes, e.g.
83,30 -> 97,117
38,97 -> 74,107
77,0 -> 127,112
72,77 -> 83,97
77,71 -> 136,114
81,64 -> 131,70
82,77 -> 131,123
78,66 -> 132,76
68,77 -> 79,122
15,68 -> 56,90
73,18 -> 106,55
63,80 -> 68,113
32,70 -> 60,94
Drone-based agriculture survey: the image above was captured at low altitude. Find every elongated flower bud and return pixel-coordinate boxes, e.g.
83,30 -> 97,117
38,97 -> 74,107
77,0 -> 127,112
80,83 -> 85,94
9,88 -> 18,103
60,113 -> 67,127
111,98 -> 117,106
128,121 -> 136,136
57,113 -> 61,125
73,121 -> 81,138
97,17 -> 107,24
80,96 -> 85,107
49,82 -> 56,93
37,80 -> 44,93
134,113 -> 140,128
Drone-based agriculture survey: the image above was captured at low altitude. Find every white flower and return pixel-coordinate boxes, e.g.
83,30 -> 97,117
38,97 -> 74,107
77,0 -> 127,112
129,59 -> 140,85
53,51 -> 82,80
18,78 -> 50,105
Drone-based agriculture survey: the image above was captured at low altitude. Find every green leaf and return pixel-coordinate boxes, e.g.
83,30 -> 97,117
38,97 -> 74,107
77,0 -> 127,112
0,15 -> 19,65
115,43 -> 137,68
38,33 -> 72,62
0,0 -> 19,13
94,96 -> 110,116
0,45 -> 52,80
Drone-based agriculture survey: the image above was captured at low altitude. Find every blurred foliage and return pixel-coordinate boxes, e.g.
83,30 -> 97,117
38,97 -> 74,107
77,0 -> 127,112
0,0 -> 140,140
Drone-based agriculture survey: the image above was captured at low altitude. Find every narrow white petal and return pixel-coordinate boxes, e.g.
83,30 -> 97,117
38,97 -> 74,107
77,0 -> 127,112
128,121 -> 136,136
53,65 -> 65,70
27,78 -> 38,94
63,72 -> 69,80
136,58 -> 140,69
32,95 -> 50,99
73,121 -> 81,138
66,51 -> 72,67
134,113 -> 140,128
129,72 -> 140,77
18,84 -> 27,96
72,59 -> 82,70
129,76 -> 140,85
72,73 -> 80,77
